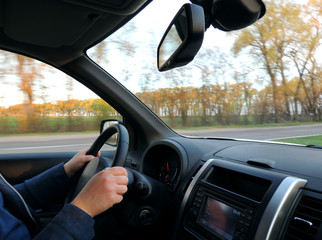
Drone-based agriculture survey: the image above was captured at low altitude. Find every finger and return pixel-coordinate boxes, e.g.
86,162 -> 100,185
116,185 -> 128,195
83,155 -> 95,162
115,175 -> 128,185
107,167 -> 128,176
113,194 -> 123,205
85,148 -> 98,157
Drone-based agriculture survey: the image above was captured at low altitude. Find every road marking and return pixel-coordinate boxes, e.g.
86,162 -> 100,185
0,143 -> 89,151
267,133 -> 322,141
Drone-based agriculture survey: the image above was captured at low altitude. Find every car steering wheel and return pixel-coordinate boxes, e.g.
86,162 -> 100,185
68,123 -> 129,201
66,123 -> 169,238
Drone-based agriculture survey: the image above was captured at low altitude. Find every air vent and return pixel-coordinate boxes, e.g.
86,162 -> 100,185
284,196 -> 322,240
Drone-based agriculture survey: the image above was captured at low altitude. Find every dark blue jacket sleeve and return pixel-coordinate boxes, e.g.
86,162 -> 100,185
0,197 -> 95,240
0,193 -> 32,240
1,164 -> 95,240
33,204 -> 95,240
14,163 -> 71,210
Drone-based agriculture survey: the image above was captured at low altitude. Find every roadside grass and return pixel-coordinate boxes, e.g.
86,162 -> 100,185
0,116 -> 109,135
274,135 -> 322,146
0,120 -> 321,137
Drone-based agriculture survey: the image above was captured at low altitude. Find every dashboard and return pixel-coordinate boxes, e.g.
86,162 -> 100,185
140,138 -> 322,240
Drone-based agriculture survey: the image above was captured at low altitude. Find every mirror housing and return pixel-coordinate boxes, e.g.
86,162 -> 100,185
157,3 -> 205,72
100,119 -> 122,146
211,0 -> 266,31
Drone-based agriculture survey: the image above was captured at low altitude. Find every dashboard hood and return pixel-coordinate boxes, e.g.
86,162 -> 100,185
214,142 -> 322,179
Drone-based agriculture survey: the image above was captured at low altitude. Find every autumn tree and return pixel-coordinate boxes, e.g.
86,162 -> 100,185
192,47 -> 229,125
288,0 -> 322,121
15,55 -> 43,132
232,0 -> 321,122
253,87 -> 273,123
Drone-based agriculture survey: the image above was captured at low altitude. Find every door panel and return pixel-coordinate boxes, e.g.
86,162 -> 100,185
0,152 -> 75,184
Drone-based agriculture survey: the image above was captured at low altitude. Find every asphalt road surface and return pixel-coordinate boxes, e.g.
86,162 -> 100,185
178,123 -> 322,140
1,124 -> 322,154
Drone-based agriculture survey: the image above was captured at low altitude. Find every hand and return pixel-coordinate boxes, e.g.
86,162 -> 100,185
64,148 -> 100,177
71,167 -> 128,217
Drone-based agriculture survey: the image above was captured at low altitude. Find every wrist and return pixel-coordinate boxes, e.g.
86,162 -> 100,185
64,162 -> 74,178
71,199 -> 95,217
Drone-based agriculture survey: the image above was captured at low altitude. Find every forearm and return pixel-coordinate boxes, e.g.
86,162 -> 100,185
15,163 -> 71,210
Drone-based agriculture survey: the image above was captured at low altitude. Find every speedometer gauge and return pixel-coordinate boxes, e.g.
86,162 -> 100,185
159,159 -> 179,186
143,143 -> 183,191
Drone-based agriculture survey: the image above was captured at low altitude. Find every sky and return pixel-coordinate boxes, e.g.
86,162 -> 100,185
0,67 -> 101,107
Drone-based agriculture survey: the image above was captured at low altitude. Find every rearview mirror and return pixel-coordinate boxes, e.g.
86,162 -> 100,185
157,3 -> 205,71
100,119 -> 122,146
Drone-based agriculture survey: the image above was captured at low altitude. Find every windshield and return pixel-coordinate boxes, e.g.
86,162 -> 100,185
88,0 -> 322,146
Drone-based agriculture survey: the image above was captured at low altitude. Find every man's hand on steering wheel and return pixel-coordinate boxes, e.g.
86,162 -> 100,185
71,167 -> 128,217
64,148 -> 100,178
65,123 -> 130,216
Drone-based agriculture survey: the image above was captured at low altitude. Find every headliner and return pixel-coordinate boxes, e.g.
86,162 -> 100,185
0,0 -> 151,66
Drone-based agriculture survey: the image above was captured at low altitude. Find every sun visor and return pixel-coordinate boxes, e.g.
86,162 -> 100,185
63,0 -> 149,15
3,0 -> 104,48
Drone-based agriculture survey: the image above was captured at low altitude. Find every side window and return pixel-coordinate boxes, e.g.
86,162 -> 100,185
0,51 -> 120,154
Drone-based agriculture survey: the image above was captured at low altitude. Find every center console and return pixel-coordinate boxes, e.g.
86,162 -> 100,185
173,159 -> 307,240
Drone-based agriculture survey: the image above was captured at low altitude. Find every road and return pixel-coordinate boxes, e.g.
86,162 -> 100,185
1,124 -> 322,154
178,123 -> 322,140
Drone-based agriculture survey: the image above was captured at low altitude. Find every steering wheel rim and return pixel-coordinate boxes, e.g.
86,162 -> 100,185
86,123 -> 129,167
68,123 -> 129,201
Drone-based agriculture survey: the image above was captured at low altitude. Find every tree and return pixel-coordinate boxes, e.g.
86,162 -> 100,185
193,47 -> 229,125
232,0 -> 322,122
288,0 -> 322,121
16,55 -> 41,132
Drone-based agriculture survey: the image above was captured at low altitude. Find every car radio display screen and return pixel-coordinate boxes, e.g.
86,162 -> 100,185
199,198 -> 241,240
